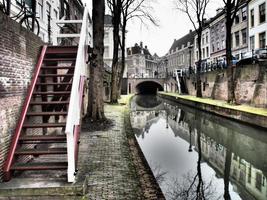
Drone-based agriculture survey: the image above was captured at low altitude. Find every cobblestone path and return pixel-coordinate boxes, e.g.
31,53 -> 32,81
78,104 -> 144,200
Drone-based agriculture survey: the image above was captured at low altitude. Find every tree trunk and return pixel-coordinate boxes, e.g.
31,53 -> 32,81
110,0 -> 122,104
86,0 -> 105,120
226,2 -> 235,104
224,129 -> 234,200
196,30 -> 203,98
117,18 -> 127,98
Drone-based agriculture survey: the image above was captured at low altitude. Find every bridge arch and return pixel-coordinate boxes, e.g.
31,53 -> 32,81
135,80 -> 164,94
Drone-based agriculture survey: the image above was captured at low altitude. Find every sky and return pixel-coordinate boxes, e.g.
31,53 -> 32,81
84,0 -> 224,57
126,0 -> 224,56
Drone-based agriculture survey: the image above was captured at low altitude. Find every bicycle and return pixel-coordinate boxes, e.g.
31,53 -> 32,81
0,0 -> 40,36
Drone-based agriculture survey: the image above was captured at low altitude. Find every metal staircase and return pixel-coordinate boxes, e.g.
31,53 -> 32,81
3,4 -> 91,183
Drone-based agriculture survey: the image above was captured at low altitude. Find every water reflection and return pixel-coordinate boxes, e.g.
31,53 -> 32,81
130,95 -> 267,200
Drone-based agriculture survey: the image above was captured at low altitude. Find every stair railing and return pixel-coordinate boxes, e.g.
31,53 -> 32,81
65,4 -> 92,182
3,46 -> 47,181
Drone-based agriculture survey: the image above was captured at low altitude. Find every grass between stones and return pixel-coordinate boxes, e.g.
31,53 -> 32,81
159,92 -> 267,117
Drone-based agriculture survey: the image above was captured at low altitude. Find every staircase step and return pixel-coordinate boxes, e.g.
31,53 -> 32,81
27,112 -> 68,116
36,83 -> 72,86
39,74 -> 74,77
46,46 -> 78,54
42,66 -> 75,70
15,148 -> 67,155
19,135 -> 66,143
30,101 -> 69,105
23,123 -> 66,128
11,162 -> 68,170
44,58 -> 76,62
33,91 -> 71,95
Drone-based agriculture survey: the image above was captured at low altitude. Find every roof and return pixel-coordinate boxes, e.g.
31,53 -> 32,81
104,15 -> 112,25
169,30 -> 196,53
127,43 -> 152,57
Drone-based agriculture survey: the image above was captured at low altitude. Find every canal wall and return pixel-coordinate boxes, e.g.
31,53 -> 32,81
0,11 -> 44,181
185,61 -> 267,108
158,93 -> 267,129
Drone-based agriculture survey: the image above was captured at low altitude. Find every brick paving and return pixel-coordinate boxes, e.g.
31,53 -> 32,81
78,104 -> 144,200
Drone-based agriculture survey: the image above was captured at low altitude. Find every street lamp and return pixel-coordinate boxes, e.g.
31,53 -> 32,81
188,45 -> 193,74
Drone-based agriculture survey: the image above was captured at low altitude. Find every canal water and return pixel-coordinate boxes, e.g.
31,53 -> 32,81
130,95 -> 267,200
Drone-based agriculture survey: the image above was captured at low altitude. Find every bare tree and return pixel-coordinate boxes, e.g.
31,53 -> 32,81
118,0 -> 158,98
174,0 -> 210,97
223,0 -> 242,104
167,129 -> 218,200
107,0 -> 123,104
86,0 -> 105,120
107,0 -> 157,102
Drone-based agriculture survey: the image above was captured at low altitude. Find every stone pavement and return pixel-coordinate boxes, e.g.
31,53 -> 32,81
78,104 -> 144,200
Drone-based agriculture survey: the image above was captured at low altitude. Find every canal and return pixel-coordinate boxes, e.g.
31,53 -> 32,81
130,95 -> 267,200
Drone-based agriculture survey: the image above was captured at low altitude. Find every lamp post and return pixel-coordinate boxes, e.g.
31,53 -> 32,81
188,45 -> 193,74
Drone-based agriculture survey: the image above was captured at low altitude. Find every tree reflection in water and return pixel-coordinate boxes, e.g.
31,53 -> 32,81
167,129 -> 219,200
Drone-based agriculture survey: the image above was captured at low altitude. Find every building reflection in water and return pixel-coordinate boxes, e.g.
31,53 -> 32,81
130,95 -> 267,200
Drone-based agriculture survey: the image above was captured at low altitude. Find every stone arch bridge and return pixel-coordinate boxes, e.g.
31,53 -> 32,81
124,78 -> 177,94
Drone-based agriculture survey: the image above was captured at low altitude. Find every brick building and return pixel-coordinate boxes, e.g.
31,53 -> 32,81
126,42 -> 158,78
167,30 -> 195,77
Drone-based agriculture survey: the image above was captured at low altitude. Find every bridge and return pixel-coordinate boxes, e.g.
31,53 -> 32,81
124,78 -> 177,94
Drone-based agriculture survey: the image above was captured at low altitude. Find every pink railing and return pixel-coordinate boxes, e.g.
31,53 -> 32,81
3,46 -> 47,181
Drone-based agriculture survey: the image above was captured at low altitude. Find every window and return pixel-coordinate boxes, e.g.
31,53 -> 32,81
53,9 -> 58,20
242,7 -> 247,21
104,46 -> 109,58
206,47 -> 209,57
250,36 -> 255,50
231,34 -> 234,48
104,32 -> 109,43
206,33 -> 209,43
259,32 -> 266,48
37,0 -> 43,20
217,42 -> 220,50
251,9 -> 254,27
235,32 -> 240,47
235,12 -> 240,24
256,172 -> 262,191
259,3 -> 266,23
222,40 -> 225,49
242,29 -> 247,45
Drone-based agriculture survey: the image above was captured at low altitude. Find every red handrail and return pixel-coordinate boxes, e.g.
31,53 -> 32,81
3,45 -> 47,181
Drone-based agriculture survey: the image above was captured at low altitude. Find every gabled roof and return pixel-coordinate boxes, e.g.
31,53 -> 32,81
169,30 -> 196,53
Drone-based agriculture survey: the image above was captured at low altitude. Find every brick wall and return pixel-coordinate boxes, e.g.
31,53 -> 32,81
185,61 -> 267,108
0,11 -> 44,181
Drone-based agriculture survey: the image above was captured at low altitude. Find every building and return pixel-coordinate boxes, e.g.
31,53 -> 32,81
126,42 -> 158,78
194,22 -> 211,63
231,1 -> 249,59
5,0 -> 84,44
248,0 -> 267,50
210,9 -> 226,62
103,15 -> 114,69
167,30 -> 195,77
157,56 -> 168,78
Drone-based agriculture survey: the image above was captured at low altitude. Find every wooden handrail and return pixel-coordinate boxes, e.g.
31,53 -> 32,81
3,45 -> 47,181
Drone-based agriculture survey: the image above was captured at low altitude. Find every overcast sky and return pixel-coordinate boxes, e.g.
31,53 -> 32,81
84,0 -> 224,57
126,0 -> 224,56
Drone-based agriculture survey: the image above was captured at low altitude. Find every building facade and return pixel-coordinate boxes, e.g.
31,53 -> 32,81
231,2 -> 249,59
194,23 -> 211,63
167,30 -> 195,77
248,0 -> 267,50
6,0 -> 84,44
126,42 -> 158,78
210,10 -> 226,62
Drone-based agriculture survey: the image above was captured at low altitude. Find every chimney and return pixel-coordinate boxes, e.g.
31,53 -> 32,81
189,29 -> 192,33
140,41 -> 143,48
145,45 -> 148,49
